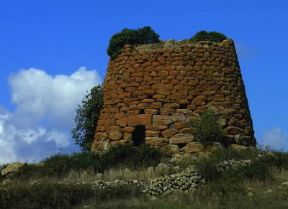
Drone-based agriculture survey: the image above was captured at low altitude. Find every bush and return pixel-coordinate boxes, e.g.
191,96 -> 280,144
190,31 -> 227,43
0,182 -> 94,209
14,152 -> 100,179
195,148 -> 272,183
72,85 -> 103,151
13,144 -> 166,179
100,144 -> 165,171
107,26 -> 160,59
190,110 -> 226,147
0,182 -> 141,209
262,150 -> 288,170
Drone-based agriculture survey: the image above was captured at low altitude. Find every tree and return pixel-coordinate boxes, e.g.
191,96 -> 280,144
72,85 -> 103,151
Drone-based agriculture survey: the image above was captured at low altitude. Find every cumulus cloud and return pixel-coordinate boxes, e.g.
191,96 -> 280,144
260,128 -> 288,151
10,67 -> 101,119
0,67 -> 101,164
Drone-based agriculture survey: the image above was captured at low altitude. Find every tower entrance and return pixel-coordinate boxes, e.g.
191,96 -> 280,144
132,125 -> 146,146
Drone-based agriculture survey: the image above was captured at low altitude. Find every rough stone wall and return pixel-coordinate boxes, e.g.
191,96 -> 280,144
92,39 -> 255,154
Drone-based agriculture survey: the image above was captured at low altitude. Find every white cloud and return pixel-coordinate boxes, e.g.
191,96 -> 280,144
9,67 -> 101,119
260,128 -> 288,151
0,67 -> 101,164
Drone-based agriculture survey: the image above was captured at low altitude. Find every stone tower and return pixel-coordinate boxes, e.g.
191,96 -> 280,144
92,39 -> 256,154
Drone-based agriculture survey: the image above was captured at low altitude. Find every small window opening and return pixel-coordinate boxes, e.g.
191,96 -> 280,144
178,143 -> 186,149
132,125 -> 146,147
179,104 -> 187,109
139,109 -> 145,114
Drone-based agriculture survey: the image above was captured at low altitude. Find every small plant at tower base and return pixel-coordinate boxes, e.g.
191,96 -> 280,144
190,109 -> 226,147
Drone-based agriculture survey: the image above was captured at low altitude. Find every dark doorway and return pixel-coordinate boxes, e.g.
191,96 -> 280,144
132,125 -> 146,146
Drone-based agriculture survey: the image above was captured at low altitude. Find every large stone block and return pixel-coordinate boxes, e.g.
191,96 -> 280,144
92,140 -> 110,152
145,137 -> 169,146
95,132 -> 108,140
169,134 -> 195,144
146,130 -> 160,137
109,127 -> 123,141
183,142 -> 204,154
144,109 -> 159,115
192,95 -> 207,106
161,128 -> 177,138
171,113 -> 186,122
123,127 -> 135,133
146,124 -> 168,131
226,126 -> 244,135
128,114 -> 152,126
117,116 -> 128,127
153,115 -> 172,126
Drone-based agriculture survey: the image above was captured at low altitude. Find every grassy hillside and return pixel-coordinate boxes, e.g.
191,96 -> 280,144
1,144 -> 288,209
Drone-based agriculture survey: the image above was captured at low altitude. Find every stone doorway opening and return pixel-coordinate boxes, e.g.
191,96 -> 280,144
132,125 -> 146,146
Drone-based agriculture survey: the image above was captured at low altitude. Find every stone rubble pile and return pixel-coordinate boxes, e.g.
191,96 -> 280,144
217,159 -> 252,172
142,166 -> 205,196
88,165 -> 205,197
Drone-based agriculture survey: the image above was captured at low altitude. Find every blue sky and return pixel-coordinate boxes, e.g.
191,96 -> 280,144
0,0 -> 288,163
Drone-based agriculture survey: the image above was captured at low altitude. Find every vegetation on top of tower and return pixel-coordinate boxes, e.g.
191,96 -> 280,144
190,31 -> 227,43
107,26 -> 160,59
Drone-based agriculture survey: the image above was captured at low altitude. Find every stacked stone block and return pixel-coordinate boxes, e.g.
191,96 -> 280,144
92,39 -> 256,153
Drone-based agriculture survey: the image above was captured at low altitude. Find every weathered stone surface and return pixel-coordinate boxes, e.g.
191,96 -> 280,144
153,115 -> 172,126
92,140 -> 110,152
173,122 -> 186,130
1,163 -> 24,177
180,128 -> 194,134
146,130 -> 160,137
171,113 -> 186,122
93,40 -> 256,152
160,144 -> 180,154
226,126 -> 244,135
95,132 -> 108,140
176,109 -> 193,114
161,128 -> 177,138
146,124 -> 168,131
122,127 -> 135,133
123,133 -> 132,140
146,137 -> 169,146
128,114 -> 152,126
183,142 -> 204,154
109,127 -> 123,141
144,109 -> 159,115
111,140 -> 129,145
193,95 -> 206,106
169,134 -> 194,144
230,144 -> 248,151
117,116 -> 128,127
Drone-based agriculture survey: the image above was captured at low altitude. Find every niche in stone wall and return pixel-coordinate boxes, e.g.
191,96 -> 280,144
132,125 -> 146,146
179,104 -> 188,109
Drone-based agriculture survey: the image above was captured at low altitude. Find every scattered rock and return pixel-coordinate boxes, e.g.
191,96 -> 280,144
183,142 -> 204,154
169,134 -> 194,144
230,143 -> 248,151
247,191 -> 254,197
1,162 -> 24,178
